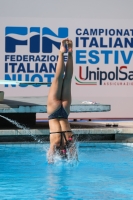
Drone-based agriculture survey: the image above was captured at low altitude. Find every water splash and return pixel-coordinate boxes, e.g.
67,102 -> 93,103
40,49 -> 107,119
0,114 -> 43,144
47,137 -> 79,166
0,114 -> 79,165
52,152 -> 79,167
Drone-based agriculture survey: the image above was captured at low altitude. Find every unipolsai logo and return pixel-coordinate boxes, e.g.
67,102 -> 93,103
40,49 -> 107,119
5,27 -> 68,53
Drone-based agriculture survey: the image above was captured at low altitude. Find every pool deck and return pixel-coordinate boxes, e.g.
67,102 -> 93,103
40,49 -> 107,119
0,96 -> 133,143
0,120 -> 133,143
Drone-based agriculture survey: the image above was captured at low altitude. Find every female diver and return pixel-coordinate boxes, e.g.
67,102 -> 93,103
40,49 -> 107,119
47,38 -> 77,163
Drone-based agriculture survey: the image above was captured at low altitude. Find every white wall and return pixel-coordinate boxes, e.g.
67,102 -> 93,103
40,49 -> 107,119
0,0 -> 133,119
0,0 -> 133,19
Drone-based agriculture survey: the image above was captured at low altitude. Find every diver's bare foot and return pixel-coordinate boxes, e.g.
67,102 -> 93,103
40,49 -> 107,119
60,38 -> 69,53
67,39 -> 73,56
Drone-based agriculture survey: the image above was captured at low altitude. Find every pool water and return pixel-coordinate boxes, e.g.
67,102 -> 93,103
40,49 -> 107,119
0,143 -> 133,200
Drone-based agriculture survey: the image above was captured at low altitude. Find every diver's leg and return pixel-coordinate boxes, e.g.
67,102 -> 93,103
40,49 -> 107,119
47,39 -> 68,115
61,40 -> 73,114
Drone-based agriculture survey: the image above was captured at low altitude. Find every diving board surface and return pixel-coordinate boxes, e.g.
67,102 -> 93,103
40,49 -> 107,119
0,96 -> 111,113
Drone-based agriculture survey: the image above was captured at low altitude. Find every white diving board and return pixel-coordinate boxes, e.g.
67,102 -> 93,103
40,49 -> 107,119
0,96 -> 111,128
0,96 -> 111,113
0,80 -> 51,86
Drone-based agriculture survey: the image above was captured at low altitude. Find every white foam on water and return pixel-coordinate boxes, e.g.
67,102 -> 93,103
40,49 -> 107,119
47,141 -> 79,167
123,143 -> 133,147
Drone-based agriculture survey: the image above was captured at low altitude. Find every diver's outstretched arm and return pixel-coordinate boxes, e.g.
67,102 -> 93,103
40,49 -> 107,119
67,135 -> 78,161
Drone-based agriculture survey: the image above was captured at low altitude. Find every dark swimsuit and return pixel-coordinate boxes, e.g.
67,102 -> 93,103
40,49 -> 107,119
48,106 -> 73,159
48,105 -> 68,120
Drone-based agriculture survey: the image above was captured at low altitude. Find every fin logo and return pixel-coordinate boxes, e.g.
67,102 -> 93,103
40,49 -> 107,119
5,27 -> 68,53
